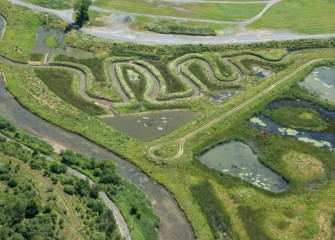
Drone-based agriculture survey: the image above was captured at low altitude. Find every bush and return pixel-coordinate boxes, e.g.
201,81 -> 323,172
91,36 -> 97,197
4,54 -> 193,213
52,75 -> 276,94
64,185 -> 75,195
147,21 -> 216,36
99,169 -> 120,185
25,200 -> 40,219
8,178 -> 18,188
49,162 -> 67,174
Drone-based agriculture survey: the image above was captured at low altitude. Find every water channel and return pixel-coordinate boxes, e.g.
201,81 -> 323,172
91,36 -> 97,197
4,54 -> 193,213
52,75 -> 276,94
250,115 -> 334,151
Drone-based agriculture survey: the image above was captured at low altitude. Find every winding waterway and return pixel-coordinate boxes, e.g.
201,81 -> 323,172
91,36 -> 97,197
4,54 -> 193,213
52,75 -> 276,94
0,74 -> 194,239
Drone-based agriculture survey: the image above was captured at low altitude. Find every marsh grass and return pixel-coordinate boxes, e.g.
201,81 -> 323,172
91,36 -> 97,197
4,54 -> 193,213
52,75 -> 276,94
263,106 -> 328,132
34,68 -> 107,115
121,66 -> 147,102
191,180 -> 236,239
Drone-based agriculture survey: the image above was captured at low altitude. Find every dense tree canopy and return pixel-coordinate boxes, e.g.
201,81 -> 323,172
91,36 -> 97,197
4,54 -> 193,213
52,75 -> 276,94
74,0 -> 92,27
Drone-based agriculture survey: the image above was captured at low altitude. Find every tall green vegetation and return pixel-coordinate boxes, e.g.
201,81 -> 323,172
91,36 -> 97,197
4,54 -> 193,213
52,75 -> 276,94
0,126 -> 121,239
147,21 -> 216,36
74,0 -> 92,27
34,67 -> 107,115
191,180 -> 236,239
60,150 -> 160,240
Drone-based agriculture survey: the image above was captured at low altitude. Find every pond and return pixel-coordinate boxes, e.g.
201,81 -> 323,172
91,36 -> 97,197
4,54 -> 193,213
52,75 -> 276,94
253,66 -> 274,79
102,110 -> 201,141
198,141 -> 288,192
299,66 -> 335,103
250,115 -> 334,151
209,90 -> 241,105
34,27 -> 93,58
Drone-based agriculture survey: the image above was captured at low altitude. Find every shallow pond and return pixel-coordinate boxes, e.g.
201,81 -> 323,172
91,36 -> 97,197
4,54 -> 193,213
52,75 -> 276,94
253,66 -> 274,79
102,110 -> 201,141
34,27 -> 93,58
199,141 -> 288,192
299,66 -> 335,103
250,116 -> 334,151
209,90 -> 240,105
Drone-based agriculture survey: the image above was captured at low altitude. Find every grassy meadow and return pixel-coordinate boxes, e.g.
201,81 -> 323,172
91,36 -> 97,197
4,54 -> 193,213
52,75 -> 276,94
250,0 -> 335,34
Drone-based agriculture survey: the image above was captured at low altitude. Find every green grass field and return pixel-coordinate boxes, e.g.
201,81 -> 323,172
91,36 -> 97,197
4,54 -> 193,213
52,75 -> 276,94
250,0 -> 335,34
93,0 -> 265,22
23,0 -> 74,9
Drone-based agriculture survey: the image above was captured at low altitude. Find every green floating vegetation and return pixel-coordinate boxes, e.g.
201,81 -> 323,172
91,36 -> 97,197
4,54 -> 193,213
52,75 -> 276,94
34,67 -> 107,115
147,21 -> 216,36
263,106 -> 328,131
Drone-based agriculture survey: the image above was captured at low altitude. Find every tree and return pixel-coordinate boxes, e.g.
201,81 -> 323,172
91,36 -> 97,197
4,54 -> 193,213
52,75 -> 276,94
25,199 -> 40,218
74,0 -> 92,28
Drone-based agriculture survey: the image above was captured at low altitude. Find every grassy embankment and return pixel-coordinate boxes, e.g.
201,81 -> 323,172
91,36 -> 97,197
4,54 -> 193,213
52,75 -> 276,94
22,0 -> 74,9
250,0 -> 335,34
263,106 -> 328,131
93,0 -> 265,22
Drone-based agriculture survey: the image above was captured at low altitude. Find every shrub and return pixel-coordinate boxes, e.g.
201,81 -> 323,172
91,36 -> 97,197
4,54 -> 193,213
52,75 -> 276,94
64,185 -> 75,195
49,162 -> 67,174
147,21 -> 216,36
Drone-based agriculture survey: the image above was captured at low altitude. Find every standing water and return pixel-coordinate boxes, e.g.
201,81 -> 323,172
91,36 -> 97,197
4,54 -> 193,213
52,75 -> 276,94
299,66 -> 335,103
199,141 -> 288,192
102,110 -> 201,141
